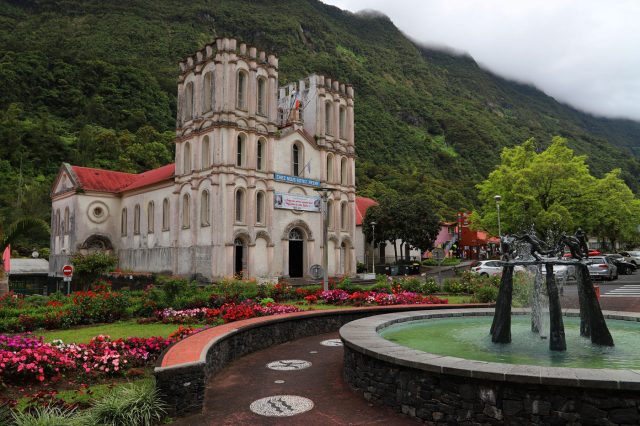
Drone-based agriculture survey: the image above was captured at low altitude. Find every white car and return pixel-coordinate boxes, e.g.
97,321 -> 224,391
470,260 -> 525,276
618,251 -> 640,266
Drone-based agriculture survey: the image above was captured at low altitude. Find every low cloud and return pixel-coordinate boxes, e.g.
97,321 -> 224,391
323,0 -> 640,121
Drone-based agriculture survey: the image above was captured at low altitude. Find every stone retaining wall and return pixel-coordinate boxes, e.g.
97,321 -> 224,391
341,310 -> 640,425
154,304 -> 486,417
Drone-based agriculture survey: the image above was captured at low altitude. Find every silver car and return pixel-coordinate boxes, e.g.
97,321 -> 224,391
619,251 -> 640,266
587,256 -> 618,280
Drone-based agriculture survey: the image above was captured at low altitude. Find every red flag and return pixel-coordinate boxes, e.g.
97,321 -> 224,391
2,245 -> 10,272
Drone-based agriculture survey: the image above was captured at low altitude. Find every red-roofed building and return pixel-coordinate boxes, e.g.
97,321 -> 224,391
49,37 -> 359,282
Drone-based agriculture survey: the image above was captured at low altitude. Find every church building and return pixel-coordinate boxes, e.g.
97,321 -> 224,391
49,37 -> 357,281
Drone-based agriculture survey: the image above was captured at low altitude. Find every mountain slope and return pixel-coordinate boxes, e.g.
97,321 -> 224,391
0,0 -> 638,232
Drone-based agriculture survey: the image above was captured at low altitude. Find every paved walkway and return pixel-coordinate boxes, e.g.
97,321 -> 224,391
171,331 -> 416,426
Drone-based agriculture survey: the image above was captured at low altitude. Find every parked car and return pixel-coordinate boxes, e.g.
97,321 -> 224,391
605,254 -> 636,275
470,260 -> 525,276
587,256 -> 618,280
538,257 -> 576,281
618,251 -> 640,266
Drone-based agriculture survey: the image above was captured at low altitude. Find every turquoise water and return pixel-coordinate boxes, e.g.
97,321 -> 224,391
380,316 -> 640,369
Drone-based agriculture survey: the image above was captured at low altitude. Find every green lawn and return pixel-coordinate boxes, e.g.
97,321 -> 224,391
440,295 -> 474,304
35,320 -> 196,344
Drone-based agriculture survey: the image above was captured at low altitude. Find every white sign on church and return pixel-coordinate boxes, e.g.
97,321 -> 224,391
274,192 -> 321,212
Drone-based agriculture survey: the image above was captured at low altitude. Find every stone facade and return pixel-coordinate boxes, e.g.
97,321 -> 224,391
50,37 -> 357,280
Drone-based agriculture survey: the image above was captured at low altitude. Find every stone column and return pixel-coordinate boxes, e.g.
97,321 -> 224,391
282,239 -> 289,277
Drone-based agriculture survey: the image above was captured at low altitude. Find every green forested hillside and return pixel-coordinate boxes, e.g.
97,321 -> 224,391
1,0 -> 639,247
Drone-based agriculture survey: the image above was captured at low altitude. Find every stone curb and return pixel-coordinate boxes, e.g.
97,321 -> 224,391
340,309 -> 640,390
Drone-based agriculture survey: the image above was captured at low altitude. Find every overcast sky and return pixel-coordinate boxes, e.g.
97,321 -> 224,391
323,0 -> 640,122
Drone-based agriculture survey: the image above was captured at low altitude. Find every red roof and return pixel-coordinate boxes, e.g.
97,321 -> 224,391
122,164 -> 175,192
71,164 -> 175,194
355,196 -> 378,226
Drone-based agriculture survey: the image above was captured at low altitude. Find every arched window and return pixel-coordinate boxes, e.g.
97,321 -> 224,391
292,143 -> 302,176
201,190 -> 210,227
235,189 -> 245,223
257,77 -> 267,115
162,198 -> 170,231
183,142 -> 192,174
147,201 -> 155,234
325,101 -> 332,135
340,157 -> 348,185
339,106 -> 346,139
201,136 -> 210,169
203,71 -> 213,113
237,70 -> 248,110
133,204 -> 140,235
121,208 -> 127,236
341,202 -> 348,230
326,154 -> 334,182
184,81 -> 194,121
256,191 -> 265,224
64,207 -> 70,235
236,134 -> 245,167
55,209 -> 62,235
256,139 -> 265,171
182,194 -> 190,229
327,200 -> 334,229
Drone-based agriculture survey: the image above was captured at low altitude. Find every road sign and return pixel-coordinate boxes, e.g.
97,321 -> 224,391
432,248 -> 446,262
62,265 -> 74,277
63,276 -> 72,282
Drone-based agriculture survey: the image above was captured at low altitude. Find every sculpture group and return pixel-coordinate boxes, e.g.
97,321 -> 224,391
491,229 -> 613,351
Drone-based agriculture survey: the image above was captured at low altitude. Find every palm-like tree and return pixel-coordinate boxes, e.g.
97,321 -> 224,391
0,218 -> 50,295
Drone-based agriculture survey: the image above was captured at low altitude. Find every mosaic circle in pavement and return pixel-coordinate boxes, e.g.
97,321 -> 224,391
250,395 -> 314,417
320,338 -> 343,347
266,359 -> 312,370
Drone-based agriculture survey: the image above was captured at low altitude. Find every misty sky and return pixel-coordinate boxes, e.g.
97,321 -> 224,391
323,0 -> 640,122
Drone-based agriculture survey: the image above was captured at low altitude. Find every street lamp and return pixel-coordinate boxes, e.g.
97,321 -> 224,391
494,195 -> 502,237
370,221 -> 377,274
315,187 -> 335,291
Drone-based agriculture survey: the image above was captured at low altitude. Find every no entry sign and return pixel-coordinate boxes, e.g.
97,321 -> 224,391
62,264 -> 74,277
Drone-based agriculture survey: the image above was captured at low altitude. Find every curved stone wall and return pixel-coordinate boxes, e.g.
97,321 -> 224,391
154,303 -> 488,416
340,309 -> 640,425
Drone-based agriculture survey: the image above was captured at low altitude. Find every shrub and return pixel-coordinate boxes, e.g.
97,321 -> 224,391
12,405 -> 79,426
215,278 -> 259,302
442,278 -> 465,294
336,276 -> 354,291
86,380 -> 167,426
473,285 -> 499,303
421,278 -> 441,294
156,276 -> 190,305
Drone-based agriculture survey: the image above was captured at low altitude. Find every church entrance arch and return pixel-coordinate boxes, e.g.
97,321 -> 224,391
288,228 -> 304,278
234,238 -> 247,278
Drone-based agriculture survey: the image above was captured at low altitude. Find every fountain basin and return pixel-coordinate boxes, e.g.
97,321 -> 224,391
340,308 -> 640,424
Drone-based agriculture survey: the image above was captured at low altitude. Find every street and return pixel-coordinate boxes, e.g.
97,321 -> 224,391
560,272 -> 640,312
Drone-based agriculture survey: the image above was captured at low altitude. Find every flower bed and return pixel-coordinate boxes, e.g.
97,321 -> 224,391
318,289 -> 447,306
151,301 -> 302,324
0,327 -> 202,385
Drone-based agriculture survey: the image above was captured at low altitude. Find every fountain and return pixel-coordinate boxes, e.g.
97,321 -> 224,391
340,229 -> 640,424
491,230 -> 614,349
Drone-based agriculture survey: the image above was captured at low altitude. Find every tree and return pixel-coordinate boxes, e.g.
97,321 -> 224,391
474,137 -> 640,246
363,194 -> 441,263
0,218 -> 50,295
70,252 -> 119,290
